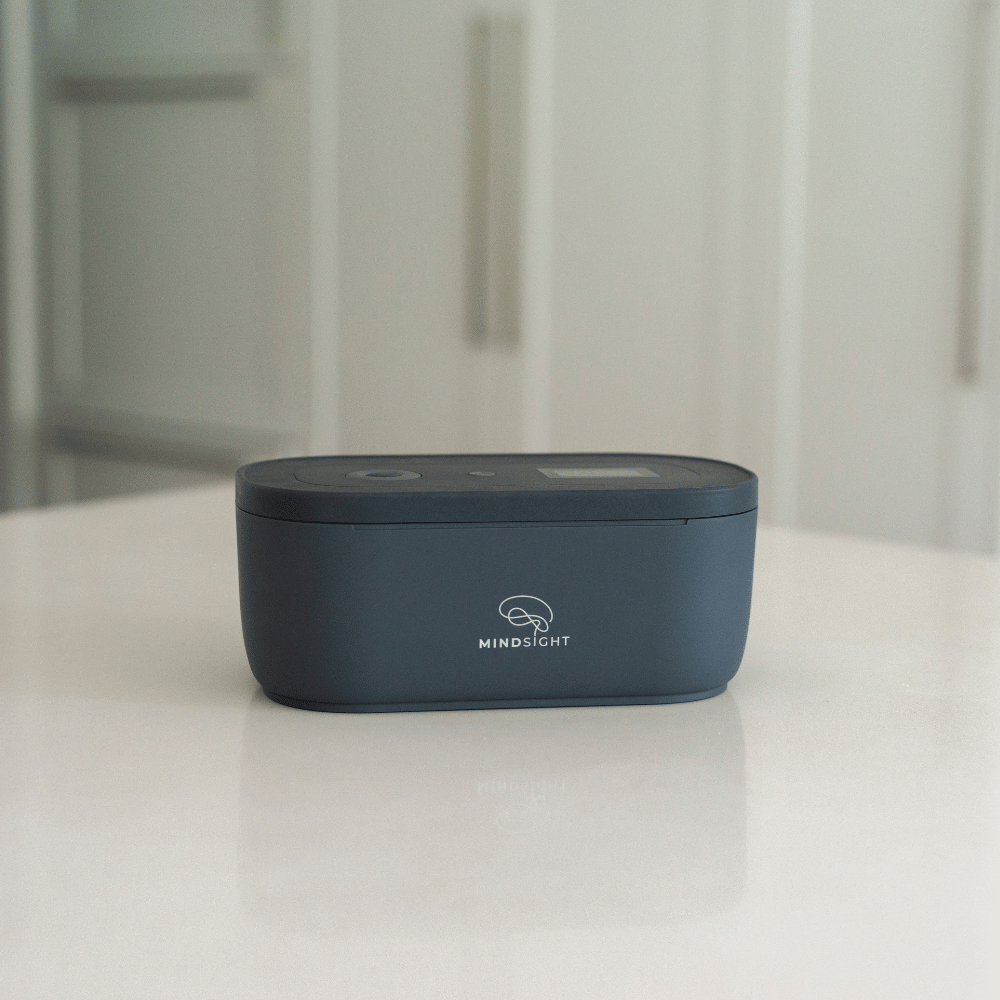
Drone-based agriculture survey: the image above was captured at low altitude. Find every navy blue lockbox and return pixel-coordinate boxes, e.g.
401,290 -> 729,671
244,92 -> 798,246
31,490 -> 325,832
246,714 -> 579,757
236,453 -> 757,712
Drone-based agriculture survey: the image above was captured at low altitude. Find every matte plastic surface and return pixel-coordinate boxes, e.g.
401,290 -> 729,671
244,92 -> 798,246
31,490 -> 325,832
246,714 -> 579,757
237,508 -> 757,712
237,453 -> 757,523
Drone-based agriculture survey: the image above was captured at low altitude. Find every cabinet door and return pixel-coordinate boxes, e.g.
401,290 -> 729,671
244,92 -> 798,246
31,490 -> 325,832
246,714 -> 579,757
795,0 -> 993,550
547,1 -> 782,472
336,0 -> 525,455
40,0 -> 311,501
29,0 -> 996,549
545,0 -> 997,550
334,0 -> 755,462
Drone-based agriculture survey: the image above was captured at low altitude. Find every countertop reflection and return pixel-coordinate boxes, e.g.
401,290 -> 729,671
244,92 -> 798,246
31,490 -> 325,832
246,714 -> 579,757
239,691 -> 745,933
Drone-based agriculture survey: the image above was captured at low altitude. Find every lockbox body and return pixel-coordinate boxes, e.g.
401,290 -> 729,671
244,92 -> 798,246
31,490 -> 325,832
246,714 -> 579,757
236,454 -> 757,712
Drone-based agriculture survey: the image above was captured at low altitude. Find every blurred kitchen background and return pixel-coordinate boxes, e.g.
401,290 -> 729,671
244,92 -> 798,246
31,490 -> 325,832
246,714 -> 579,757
2,0 -> 1000,552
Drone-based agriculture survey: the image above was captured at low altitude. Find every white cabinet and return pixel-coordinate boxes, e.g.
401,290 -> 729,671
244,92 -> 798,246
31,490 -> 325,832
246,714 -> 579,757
33,0 -> 312,501
535,0 -> 998,551
334,0 -> 764,463
797,0 -> 992,550
336,0 -> 525,455
15,0 -> 1000,550
335,0 -> 999,549
334,1 -> 789,512
546,1 -> 784,490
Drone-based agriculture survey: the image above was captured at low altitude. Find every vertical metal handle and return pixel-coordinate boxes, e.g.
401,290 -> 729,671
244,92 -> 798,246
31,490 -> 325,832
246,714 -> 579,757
468,13 -> 524,345
257,0 -> 283,52
957,0 -> 1000,384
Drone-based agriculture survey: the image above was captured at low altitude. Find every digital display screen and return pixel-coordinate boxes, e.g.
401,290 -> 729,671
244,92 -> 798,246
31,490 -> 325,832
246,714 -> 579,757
537,467 -> 659,479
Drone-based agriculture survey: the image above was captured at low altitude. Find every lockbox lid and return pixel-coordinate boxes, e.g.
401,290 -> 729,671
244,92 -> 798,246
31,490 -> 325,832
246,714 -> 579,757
236,454 -> 757,524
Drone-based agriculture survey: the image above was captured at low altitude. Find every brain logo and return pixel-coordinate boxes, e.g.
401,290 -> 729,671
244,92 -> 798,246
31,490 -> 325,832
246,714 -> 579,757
499,595 -> 553,635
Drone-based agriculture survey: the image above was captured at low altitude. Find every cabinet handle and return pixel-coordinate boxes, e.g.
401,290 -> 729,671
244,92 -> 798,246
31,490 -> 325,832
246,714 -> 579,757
468,14 -> 524,345
958,0 -> 1000,384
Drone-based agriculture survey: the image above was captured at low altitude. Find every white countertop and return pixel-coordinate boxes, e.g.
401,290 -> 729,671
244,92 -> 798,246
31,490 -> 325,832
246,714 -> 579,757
2,484 -> 998,998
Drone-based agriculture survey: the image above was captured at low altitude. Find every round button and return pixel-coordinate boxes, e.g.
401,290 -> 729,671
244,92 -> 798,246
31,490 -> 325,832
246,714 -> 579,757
346,469 -> 421,481
468,471 -> 496,477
